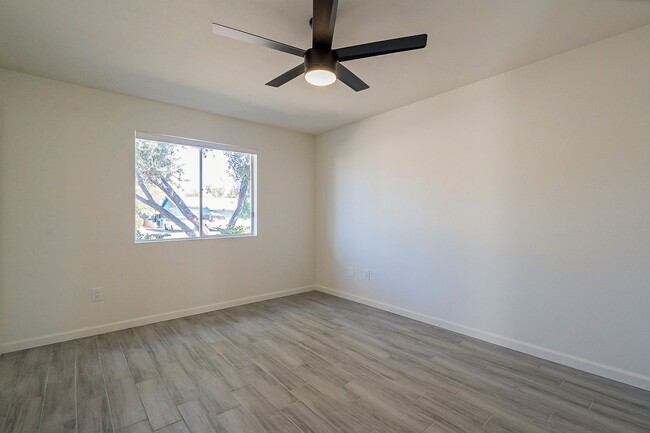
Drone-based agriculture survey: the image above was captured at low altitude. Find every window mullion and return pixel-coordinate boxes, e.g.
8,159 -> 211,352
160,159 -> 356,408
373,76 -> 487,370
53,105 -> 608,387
199,148 -> 204,238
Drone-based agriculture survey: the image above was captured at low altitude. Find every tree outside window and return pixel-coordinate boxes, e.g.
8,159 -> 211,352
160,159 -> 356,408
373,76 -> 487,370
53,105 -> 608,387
135,135 -> 255,242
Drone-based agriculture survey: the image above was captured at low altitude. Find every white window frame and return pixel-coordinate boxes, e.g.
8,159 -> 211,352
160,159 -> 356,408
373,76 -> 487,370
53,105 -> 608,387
135,131 -> 257,243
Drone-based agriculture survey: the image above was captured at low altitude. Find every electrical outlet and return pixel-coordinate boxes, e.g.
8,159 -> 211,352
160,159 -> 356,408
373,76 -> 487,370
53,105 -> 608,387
363,269 -> 370,280
348,266 -> 355,278
91,288 -> 103,302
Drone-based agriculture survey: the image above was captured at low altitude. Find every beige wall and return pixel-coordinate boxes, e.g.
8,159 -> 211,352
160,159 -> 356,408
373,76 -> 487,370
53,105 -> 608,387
2,25 -> 649,390
0,69 -> 316,350
316,26 -> 650,389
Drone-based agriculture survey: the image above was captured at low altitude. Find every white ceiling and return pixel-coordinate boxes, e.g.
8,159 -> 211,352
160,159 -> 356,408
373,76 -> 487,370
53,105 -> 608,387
1,0 -> 649,135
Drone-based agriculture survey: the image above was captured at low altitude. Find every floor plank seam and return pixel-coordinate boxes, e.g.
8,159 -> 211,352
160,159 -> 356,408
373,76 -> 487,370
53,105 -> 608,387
36,349 -> 53,433
96,337 -> 118,433
546,409 -> 555,423
482,413 -> 494,426
74,345 -> 78,433
1,347 -> 29,433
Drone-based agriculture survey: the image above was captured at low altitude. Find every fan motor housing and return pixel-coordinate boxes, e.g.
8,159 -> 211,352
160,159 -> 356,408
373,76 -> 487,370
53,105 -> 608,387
304,48 -> 337,73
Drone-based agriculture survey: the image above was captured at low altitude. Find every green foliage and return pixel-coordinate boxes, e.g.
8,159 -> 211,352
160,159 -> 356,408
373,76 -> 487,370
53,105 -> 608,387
136,139 -> 186,188
205,184 -> 226,198
217,225 -> 248,235
225,151 -> 252,184
241,196 -> 251,218
135,230 -> 172,240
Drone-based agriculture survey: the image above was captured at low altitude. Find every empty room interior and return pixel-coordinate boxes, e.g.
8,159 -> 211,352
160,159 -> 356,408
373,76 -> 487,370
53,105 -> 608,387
1,1 -> 650,432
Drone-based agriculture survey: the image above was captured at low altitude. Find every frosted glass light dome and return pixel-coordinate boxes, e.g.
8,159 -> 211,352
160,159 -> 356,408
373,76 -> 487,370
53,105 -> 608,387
305,68 -> 336,86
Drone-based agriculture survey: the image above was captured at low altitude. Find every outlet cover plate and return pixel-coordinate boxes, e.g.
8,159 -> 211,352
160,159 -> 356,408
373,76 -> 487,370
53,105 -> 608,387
91,288 -> 103,302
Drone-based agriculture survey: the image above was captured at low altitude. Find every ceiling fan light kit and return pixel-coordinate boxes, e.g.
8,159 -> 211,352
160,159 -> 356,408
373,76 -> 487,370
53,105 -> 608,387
304,48 -> 337,86
212,0 -> 428,91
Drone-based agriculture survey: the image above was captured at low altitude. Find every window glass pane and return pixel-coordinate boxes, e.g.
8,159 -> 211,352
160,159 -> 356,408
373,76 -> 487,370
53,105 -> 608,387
135,139 -> 200,241
202,148 -> 253,236
135,134 -> 255,242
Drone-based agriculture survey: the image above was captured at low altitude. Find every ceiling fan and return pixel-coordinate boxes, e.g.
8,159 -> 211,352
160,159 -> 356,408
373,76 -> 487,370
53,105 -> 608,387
212,0 -> 428,91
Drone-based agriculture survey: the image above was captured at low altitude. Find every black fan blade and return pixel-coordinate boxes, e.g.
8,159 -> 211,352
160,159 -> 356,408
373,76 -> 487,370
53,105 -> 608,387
212,23 -> 305,57
336,63 -> 369,92
312,0 -> 338,50
335,34 -> 427,62
266,64 -> 306,87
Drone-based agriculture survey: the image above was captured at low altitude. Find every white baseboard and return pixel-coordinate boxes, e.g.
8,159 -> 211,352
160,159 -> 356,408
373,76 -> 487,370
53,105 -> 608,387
0,285 -> 314,354
316,285 -> 650,392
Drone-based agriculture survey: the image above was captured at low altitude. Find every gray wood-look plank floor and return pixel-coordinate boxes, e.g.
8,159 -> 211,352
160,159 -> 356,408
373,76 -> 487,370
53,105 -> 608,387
1,291 -> 649,433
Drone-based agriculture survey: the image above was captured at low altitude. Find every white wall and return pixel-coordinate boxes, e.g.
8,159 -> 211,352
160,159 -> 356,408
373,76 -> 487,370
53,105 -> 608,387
316,26 -> 650,389
0,69 -> 316,351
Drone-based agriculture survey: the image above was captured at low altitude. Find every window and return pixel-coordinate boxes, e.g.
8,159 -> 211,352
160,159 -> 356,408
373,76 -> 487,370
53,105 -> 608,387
135,132 -> 256,242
